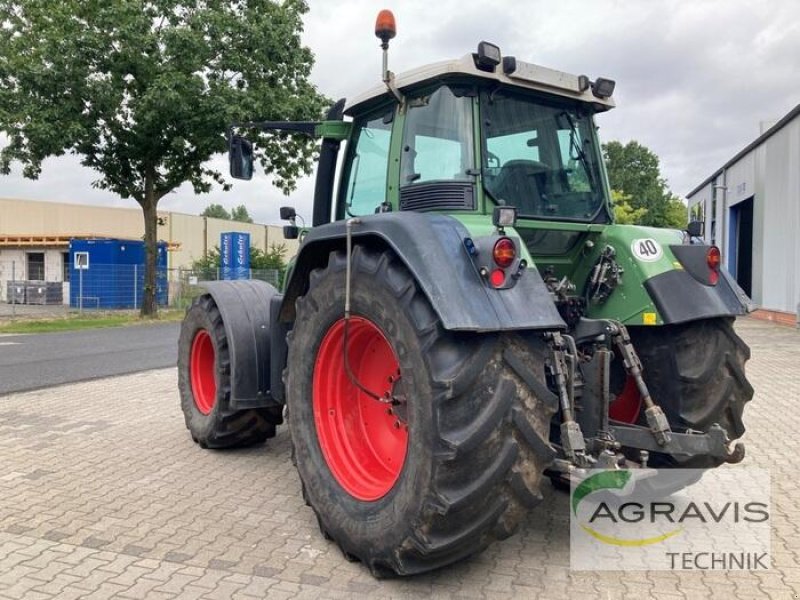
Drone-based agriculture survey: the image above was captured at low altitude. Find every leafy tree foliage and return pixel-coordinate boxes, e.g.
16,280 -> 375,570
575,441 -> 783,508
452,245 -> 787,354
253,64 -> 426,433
611,190 -> 648,225
190,243 -> 288,285
0,0 -> 327,315
230,204 -> 253,223
663,196 -> 689,230
603,141 -> 687,229
250,243 -> 287,271
201,203 -> 232,220
201,203 -> 254,222
189,246 -> 222,275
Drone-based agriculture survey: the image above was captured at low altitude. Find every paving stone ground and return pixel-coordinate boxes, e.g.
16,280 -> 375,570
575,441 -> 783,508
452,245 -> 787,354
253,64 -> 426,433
0,317 -> 798,599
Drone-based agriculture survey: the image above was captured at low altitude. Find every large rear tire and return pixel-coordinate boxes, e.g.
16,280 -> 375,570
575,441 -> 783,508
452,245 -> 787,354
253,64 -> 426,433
623,317 -> 753,468
178,294 -> 283,449
286,247 -> 557,576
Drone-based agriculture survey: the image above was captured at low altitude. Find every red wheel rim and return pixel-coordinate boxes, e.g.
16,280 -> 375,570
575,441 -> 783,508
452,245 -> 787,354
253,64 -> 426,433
609,375 -> 642,423
313,317 -> 408,501
190,330 -> 217,415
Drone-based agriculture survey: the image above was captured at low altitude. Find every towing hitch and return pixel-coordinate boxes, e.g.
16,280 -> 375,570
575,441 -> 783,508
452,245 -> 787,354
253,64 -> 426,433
547,317 -> 742,471
610,423 -> 746,464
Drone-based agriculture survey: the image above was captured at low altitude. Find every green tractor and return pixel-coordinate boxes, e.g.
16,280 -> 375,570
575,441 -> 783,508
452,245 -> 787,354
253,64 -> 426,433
177,11 -> 753,576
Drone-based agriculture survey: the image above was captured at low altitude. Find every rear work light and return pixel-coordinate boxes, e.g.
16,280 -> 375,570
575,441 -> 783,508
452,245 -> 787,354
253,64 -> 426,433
707,246 -> 721,285
493,237 -> 516,268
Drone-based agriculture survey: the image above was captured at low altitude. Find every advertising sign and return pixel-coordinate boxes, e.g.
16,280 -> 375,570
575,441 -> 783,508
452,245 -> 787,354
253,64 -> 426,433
221,232 -> 250,280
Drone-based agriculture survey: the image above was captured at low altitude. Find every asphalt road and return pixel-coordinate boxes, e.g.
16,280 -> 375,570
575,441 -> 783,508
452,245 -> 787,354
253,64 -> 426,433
0,322 -> 180,395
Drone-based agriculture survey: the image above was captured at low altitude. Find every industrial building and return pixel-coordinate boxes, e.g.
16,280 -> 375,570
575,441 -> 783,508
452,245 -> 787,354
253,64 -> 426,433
686,103 -> 800,325
0,197 -> 298,305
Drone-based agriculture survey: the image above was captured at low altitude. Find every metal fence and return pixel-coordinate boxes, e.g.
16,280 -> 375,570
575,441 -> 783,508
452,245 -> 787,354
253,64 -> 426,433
168,267 -> 282,311
0,258 -> 282,316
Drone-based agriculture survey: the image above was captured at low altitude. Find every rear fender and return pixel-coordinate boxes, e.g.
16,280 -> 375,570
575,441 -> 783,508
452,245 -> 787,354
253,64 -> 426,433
280,212 -> 566,332
199,280 -> 281,409
582,225 -> 750,325
644,245 -> 751,324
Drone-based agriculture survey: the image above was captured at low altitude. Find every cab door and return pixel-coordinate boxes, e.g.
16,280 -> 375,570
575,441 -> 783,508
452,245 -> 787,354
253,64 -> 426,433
335,104 -> 397,219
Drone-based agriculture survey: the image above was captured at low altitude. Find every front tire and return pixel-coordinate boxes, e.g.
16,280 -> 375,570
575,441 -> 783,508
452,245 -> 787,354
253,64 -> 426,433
286,247 -> 557,576
178,294 -> 283,449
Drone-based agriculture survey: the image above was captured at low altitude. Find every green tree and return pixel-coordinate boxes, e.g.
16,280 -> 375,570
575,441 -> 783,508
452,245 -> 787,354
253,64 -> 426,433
611,190 -> 648,225
250,243 -> 288,271
662,195 -> 689,230
202,203 -> 253,223
230,204 -> 254,223
0,0 -> 327,316
190,243 -> 288,286
189,246 -> 221,280
201,203 -> 232,220
603,140 -> 687,229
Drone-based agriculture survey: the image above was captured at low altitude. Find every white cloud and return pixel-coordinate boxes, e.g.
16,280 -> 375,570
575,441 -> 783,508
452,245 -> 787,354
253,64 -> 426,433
2,0 -> 798,221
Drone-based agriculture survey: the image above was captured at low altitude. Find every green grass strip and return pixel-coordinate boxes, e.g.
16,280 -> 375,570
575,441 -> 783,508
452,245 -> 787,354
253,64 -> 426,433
0,311 -> 184,334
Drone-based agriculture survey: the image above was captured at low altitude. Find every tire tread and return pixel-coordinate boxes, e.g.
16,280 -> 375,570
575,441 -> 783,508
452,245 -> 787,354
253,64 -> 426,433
287,246 -> 557,576
178,294 -> 283,449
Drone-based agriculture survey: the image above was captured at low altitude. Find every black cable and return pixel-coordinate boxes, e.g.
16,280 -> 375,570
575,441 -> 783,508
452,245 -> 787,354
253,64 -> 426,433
342,316 -> 386,402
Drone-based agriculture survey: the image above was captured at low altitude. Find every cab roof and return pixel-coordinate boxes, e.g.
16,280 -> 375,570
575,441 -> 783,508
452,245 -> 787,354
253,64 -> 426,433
344,52 -> 616,116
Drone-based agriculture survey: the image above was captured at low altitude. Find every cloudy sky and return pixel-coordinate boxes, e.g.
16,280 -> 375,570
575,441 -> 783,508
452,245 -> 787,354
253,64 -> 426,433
2,0 -> 799,225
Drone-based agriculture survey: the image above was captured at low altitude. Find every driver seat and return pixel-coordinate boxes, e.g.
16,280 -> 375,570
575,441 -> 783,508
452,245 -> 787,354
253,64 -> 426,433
491,160 -> 549,213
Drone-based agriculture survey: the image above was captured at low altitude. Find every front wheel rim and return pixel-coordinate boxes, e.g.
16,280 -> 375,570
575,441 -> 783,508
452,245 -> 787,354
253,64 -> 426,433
190,329 -> 217,415
313,317 -> 408,501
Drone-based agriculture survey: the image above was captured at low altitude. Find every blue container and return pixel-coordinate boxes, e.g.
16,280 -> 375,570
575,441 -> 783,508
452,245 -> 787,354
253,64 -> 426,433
221,232 -> 250,280
69,239 -> 168,309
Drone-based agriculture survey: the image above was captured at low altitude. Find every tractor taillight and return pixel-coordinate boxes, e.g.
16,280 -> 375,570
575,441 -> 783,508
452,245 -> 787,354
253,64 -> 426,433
707,246 -> 721,285
493,238 -> 516,268
489,269 -> 505,288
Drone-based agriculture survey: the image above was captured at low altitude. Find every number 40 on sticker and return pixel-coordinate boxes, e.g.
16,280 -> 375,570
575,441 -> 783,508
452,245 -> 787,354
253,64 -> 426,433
631,238 -> 663,262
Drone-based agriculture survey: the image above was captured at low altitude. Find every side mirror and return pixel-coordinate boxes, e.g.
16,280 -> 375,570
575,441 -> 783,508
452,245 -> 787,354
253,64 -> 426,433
687,220 -> 705,238
229,135 -> 253,180
281,206 -> 299,239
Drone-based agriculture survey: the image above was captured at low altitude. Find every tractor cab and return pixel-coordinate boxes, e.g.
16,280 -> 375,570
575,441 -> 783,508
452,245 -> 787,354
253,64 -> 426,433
338,44 -> 616,228
228,32 -> 621,303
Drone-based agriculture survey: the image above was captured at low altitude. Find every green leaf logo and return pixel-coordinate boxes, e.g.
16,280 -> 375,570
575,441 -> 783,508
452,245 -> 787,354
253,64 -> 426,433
572,470 -> 682,547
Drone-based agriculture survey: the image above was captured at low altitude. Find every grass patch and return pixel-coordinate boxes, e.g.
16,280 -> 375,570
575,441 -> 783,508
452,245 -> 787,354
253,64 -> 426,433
0,310 -> 184,334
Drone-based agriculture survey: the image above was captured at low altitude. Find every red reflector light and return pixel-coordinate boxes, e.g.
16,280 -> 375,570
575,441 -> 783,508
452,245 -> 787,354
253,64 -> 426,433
707,246 -> 721,285
489,269 -> 505,288
707,246 -> 721,270
493,238 -> 516,268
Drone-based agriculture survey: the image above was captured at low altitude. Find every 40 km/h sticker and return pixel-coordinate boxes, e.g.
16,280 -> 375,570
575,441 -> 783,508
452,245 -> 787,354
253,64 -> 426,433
631,238 -> 663,262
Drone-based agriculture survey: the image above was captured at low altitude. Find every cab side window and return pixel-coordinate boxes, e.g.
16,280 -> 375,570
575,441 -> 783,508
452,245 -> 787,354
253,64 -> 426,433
342,111 -> 392,216
400,87 -> 474,186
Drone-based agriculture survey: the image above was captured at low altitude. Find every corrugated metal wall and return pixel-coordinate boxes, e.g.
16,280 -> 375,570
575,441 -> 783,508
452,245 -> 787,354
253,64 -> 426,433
758,119 -> 799,313
687,112 -> 800,314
